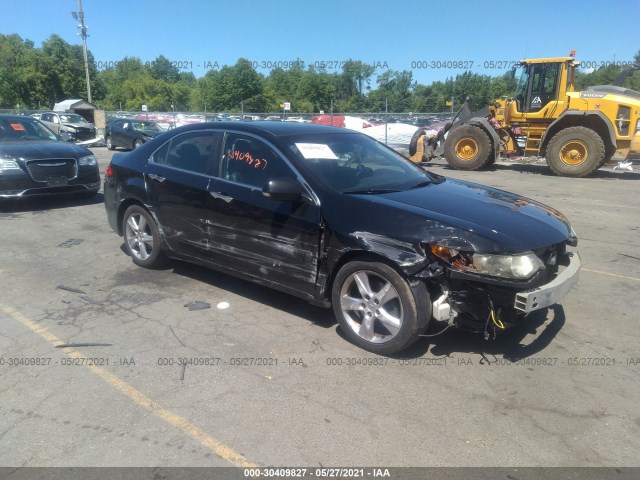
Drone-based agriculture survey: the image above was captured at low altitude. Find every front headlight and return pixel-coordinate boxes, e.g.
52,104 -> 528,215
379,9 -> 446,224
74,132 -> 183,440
0,159 -> 20,173
473,252 -> 544,279
78,155 -> 97,166
430,245 -> 545,280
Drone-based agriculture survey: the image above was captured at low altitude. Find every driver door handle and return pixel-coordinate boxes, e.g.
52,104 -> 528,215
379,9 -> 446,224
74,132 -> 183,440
209,191 -> 233,203
148,173 -> 165,183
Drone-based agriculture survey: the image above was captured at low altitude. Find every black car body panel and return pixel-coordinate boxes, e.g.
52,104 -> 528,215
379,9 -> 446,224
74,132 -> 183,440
105,122 -> 580,350
0,115 -> 100,197
106,119 -> 163,149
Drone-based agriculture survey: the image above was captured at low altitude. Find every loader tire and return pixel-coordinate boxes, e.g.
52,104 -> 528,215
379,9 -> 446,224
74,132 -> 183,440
546,127 -> 604,177
409,129 -> 426,157
444,125 -> 492,170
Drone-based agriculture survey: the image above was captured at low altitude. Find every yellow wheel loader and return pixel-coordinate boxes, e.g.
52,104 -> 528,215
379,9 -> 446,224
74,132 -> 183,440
410,52 -> 640,177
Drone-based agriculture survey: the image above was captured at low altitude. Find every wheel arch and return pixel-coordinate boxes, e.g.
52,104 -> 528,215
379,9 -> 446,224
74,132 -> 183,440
327,250 -> 432,335
541,111 -> 616,156
460,117 -> 501,162
116,198 -> 148,236
324,251 -> 409,302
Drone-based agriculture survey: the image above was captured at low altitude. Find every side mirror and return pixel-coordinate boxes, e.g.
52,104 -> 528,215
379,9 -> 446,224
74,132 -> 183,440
262,177 -> 304,202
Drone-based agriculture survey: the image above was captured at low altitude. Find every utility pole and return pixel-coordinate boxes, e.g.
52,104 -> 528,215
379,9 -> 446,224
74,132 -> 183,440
72,0 -> 92,103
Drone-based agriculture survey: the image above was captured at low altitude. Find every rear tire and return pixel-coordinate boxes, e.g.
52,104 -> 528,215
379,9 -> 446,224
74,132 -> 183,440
546,126 -> 604,177
444,124 -> 492,170
122,205 -> 166,269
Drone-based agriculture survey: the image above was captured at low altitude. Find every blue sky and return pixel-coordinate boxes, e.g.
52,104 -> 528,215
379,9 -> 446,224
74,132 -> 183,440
1,0 -> 638,85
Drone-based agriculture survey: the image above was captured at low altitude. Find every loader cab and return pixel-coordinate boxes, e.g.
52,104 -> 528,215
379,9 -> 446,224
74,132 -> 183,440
515,62 -> 560,112
506,57 -> 573,123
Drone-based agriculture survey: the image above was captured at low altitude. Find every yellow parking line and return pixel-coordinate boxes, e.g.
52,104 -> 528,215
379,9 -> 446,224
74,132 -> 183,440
0,302 -> 258,468
582,268 -> 640,282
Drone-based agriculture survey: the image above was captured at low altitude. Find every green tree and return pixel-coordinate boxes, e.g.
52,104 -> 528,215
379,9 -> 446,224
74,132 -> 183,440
148,55 -> 180,82
197,58 -> 264,112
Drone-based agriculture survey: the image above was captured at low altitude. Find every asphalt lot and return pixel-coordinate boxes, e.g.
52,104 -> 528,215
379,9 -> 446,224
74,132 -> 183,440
0,148 -> 639,469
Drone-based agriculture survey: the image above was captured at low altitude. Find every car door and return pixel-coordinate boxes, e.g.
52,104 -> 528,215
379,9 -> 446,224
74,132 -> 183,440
206,132 -> 322,295
40,113 -> 59,134
145,129 -> 222,260
110,120 -> 124,147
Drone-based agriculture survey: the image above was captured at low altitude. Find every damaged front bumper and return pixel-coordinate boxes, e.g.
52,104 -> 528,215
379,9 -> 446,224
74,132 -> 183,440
514,252 -> 581,314
428,249 -> 581,332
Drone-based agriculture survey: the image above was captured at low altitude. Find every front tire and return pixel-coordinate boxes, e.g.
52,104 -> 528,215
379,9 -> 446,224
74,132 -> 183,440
331,261 -> 425,355
546,126 -> 604,177
106,136 -> 115,150
133,139 -> 143,149
122,205 -> 166,268
444,124 -> 493,170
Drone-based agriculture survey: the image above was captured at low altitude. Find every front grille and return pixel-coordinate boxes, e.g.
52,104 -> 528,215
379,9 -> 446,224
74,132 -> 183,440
26,159 -> 78,182
74,128 -> 95,141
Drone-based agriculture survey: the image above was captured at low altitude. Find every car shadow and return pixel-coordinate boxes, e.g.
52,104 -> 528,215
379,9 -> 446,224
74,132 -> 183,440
414,304 -> 565,361
428,159 -> 640,180
0,192 -> 104,213
168,261 -> 337,329
119,251 -> 566,357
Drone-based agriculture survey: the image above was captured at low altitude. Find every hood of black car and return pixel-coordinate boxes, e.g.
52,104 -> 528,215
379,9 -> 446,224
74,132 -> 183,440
0,141 -> 91,160
353,177 -> 572,253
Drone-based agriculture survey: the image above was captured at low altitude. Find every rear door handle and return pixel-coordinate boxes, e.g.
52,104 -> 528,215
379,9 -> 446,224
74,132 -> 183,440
148,173 -> 165,183
209,191 -> 233,203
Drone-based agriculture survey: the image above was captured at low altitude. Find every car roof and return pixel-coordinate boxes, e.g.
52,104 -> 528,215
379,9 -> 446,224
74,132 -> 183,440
0,114 -> 42,121
115,118 -> 157,122
175,120 -> 349,137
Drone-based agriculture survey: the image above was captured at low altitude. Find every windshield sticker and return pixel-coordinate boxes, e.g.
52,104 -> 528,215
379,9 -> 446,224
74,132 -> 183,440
10,123 -> 25,131
295,143 -> 338,160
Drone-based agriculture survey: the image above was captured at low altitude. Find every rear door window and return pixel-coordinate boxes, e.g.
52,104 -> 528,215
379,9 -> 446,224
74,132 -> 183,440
151,130 -> 222,175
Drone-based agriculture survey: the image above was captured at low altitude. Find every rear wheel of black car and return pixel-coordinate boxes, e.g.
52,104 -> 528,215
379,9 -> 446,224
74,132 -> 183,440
332,261 -> 423,355
106,135 -> 115,150
133,139 -> 143,149
122,205 -> 166,268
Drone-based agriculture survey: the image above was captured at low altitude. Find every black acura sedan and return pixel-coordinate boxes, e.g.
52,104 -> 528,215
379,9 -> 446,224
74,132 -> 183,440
0,114 -> 100,198
104,122 -> 580,354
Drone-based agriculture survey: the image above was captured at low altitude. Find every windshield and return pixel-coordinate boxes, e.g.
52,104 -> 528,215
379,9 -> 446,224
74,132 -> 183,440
59,114 -> 88,124
285,132 -> 432,194
0,117 -> 59,142
514,65 -> 530,98
132,121 -> 161,133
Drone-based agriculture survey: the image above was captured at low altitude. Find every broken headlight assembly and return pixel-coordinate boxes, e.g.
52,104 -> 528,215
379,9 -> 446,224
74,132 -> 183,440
430,245 -> 545,280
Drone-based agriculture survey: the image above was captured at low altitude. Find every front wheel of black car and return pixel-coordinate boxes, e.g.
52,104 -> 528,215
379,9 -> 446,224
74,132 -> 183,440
106,135 -> 115,150
122,205 -> 166,268
133,139 -> 143,149
332,261 -> 422,355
